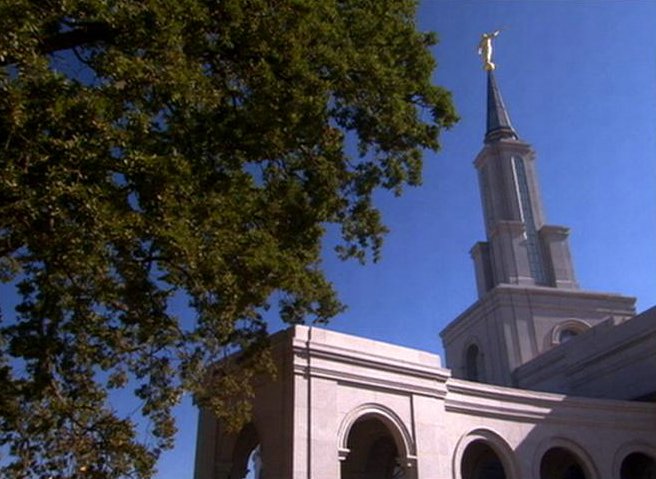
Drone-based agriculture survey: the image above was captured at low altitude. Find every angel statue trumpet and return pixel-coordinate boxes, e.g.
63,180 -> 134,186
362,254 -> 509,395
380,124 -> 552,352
478,30 -> 500,71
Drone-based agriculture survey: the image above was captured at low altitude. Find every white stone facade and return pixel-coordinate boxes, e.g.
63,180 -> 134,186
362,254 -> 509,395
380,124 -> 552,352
194,326 -> 656,479
440,285 -> 637,387
193,69 -> 656,479
514,306 -> 656,400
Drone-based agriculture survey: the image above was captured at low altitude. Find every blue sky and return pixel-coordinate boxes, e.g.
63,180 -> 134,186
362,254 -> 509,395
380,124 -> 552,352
2,2 -> 655,477
160,2 -> 656,476
317,0 -> 656,353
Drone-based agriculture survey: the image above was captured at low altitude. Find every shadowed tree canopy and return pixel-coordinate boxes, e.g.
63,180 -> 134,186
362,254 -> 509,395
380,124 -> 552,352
0,0 -> 457,477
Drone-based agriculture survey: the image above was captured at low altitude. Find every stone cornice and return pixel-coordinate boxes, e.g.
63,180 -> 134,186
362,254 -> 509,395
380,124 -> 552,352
444,378 -> 656,429
295,363 -> 449,399
440,285 -> 636,342
288,326 -> 450,398
474,140 -> 535,169
515,310 -> 656,392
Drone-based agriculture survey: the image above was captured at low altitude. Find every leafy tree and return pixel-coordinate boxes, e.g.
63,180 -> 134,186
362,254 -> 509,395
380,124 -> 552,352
0,0 -> 457,477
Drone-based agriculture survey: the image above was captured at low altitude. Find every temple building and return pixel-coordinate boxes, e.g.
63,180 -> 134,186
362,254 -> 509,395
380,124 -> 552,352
194,59 -> 656,479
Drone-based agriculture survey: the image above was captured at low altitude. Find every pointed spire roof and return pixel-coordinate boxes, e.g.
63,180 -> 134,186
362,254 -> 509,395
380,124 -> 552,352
485,70 -> 518,143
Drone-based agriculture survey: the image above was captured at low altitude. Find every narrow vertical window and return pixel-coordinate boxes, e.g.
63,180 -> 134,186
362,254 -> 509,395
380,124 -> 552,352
512,156 -> 549,285
466,344 -> 481,381
479,167 -> 495,231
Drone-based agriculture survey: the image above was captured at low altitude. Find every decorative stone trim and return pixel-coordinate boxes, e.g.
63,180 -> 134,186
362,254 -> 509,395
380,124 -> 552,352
531,436 -> 599,479
550,318 -> 591,346
611,441 -> 656,478
337,403 -> 416,457
452,428 -> 519,479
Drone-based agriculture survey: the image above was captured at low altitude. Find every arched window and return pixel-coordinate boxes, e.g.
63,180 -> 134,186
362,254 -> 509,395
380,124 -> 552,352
229,423 -> 261,479
558,329 -> 578,344
540,447 -> 588,479
244,445 -> 262,479
551,320 -> 590,347
341,416 -> 410,479
466,344 -> 484,382
620,452 -> 656,479
461,440 -> 507,479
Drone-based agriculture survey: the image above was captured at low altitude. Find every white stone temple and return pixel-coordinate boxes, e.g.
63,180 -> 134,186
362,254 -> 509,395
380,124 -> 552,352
193,65 -> 656,479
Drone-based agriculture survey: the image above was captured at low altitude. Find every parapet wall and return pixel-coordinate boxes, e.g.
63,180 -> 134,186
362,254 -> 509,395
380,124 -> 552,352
514,306 -> 656,400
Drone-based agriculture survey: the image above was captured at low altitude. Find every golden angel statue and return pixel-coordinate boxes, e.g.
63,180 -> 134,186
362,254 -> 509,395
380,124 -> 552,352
478,30 -> 500,71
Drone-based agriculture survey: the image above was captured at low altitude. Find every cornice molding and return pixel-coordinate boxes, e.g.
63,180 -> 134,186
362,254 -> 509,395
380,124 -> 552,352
444,378 -> 656,429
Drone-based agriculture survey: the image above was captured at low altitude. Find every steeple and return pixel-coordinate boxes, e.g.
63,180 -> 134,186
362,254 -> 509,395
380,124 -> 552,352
470,64 -> 579,294
485,71 -> 518,143
440,32 -> 636,389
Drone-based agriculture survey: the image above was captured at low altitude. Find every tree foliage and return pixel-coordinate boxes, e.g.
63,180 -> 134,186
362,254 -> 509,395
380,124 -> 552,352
0,0 -> 457,477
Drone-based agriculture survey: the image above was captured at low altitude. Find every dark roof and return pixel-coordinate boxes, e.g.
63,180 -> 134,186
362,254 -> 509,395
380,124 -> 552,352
485,70 -> 518,143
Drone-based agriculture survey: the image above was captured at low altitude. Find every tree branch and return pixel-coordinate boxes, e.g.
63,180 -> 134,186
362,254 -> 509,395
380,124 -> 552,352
38,22 -> 116,56
0,22 -> 116,66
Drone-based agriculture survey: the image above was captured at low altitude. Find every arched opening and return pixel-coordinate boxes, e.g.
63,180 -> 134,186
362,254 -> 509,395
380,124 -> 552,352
461,440 -> 507,479
230,423 -> 262,479
466,344 -> 484,382
540,447 -> 588,479
551,320 -> 590,347
243,445 -> 262,479
558,329 -> 579,344
341,416 -> 407,479
620,452 -> 656,479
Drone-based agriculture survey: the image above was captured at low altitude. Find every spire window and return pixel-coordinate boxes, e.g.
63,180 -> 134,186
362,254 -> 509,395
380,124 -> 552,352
511,156 -> 549,285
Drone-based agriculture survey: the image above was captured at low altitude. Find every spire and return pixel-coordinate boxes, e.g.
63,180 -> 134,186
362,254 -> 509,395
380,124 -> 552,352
485,70 -> 518,143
